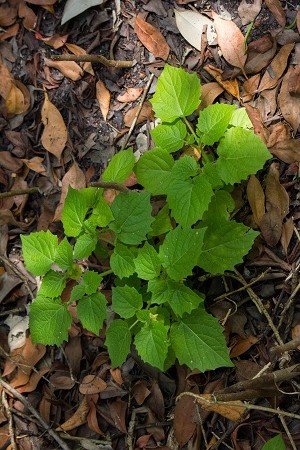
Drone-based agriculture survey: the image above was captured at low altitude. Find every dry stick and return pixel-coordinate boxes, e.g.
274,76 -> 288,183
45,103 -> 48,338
0,376 -> 72,450
121,73 -> 155,150
278,411 -> 297,450
0,255 -> 34,299
89,181 -> 130,193
2,390 -> 18,450
270,334 -> 300,358
0,187 -> 41,199
277,278 -> 300,330
51,53 -> 134,68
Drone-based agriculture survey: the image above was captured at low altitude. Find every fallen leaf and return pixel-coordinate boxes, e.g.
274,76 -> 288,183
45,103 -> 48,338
25,0 -> 57,4
134,14 -> 169,60
18,0 -> 37,30
267,123 -> 290,148
242,73 -> 260,101
237,0 -> 262,25
41,92 -> 68,158
245,35 -> 277,74
87,395 -> 105,435
230,335 -> 258,358
292,324 -> 300,349
108,399 -> 127,433
204,65 -> 239,98
117,87 -> 143,103
265,163 -> 289,219
35,32 -> 68,49
0,23 -> 19,41
288,65 -> 300,97
199,82 -> 224,109
281,217 -> 294,255
56,397 -> 90,431
5,82 -> 25,117
0,1 -> 18,26
174,395 -> 197,447
18,367 -> 50,394
61,0 -> 106,25
247,175 -> 265,227
265,0 -> 286,28
65,42 -> 94,75
174,9 -> 216,49
96,80 -> 110,121
194,393 -> 247,421
258,43 -> 294,92
244,104 -> 269,144
124,101 -> 153,127
279,67 -> 300,133
260,205 -> 282,246
298,10 -> 300,34
0,60 -> 13,100
0,151 -> 23,172
21,157 -> 46,175
212,12 -> 246,71
132,380 -> 151,405
44,57 -> 83,81
79,375 -> 107,395
247,34 -> 274,54
256,84 -> 279,121
269,139 -> 300,163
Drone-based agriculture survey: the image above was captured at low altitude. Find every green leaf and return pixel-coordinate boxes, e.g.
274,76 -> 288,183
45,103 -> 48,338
70,283 -> 85,302
202,162 -> 223,189
55,238 -> 73,270
261,435 -> 286,450
102,148 -> 135,183
149,205 -> 172,237
73,232 -> 97,259
150,64 -> 201,122
109,191 -> 154,245
77,292 -> 106,335
134,242 -> 161,280
171,155 -> 199,180
202,190 -> 235,225
85,196 -> 114,228
38,270 -> 66,298
61,187 -> 94,237
197,103 -> 236,145
159,226 -> 205,281
148,278 -> 204,317
29,297 -> 72,346
110,243 -> 136,279
216,127 -> 271,184
150,119 -> 187,152
21,231 -> 58,276
229,108 -> 252,129
106,319 -> 131,367
135,148 -> 174,195
112,285 -> 143,319
198,220 -> 259,274
134,320 -> 169,370
82,271 -> 103,294
170,305 -> 232,371
167,173 -> 213,227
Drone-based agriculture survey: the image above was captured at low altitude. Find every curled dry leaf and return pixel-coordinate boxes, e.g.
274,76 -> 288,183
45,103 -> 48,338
18,0 -> 37,30
230,335 -> 258,358
269,139 -> 300,164
194,393 -> 247,421
247,175 -> 265,227
0,23 -> 19,41
279,67 -> 300,133
79,375 -> 107,395
244,105 -> 269,144
124,101 -> 153,127
199,82 -> 224,109
0,1 -> 18,26
5,83 -> 25,117
237,0 -> 262,25
65,42 -> 94,75
117,87 -> 143,103
35,32 -> 68,49
21,157 -> 46,175
212,12 -> 246,71
41,92 -> 67,158
265,0 -> 286,28
204,65 -> 239,98
265,163 -> 289,219
258,43 -> 294,92
267,122 -> 289,148
245,35 -> 277,75
44,57 -> 83,81
96,79 -> 110,121
260,205 -> 282,247
56,397 -> 89,431
288,65 -> 300,97
281,217 -> 294,255
134,14 -> 169,60
0,61 -> 13,100
175,9 -> 216,50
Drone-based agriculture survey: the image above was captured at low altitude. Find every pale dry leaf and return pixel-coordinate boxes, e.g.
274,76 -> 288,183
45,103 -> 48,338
44,57 -> 83,81
279,67 -> 300,133
0,1 -> 18,26
242,74 -> 260,102
41,92 -> 68,158
269,139 -> 300,164
267,123 -> 290,148
18,0 -> 37,30
195,393 -> 247,421
135,14 -> 169,60
174,9 -> 216,49
199,82 -> 224,109
247,175 -> 265,227
124,101 -> 153,127
0,60 -> 13,100
65,42 -> 94,75
5,82 -> 25,117
204,65 -> 239,98
0,22 -> 19,41
21,157 -> 46,175
117,87 -> 143,103
212,11 -> 247,71
265,0 -> 286,28
35,32 -> 68,49
288,65 -> 300,97
237,0 -> 262,25
56,397 -> 90,431
230,335 -> 258,358
265,163 -> 289,219
61,0 -> 106,25
79,375 -> 107,395
96,79 -> 110,121
280,217 -> 294,255
258,43 -> 294,92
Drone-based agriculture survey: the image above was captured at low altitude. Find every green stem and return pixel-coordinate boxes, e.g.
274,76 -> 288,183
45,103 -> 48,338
182,117 -> 210,165
286,16 -> 297,29
101,269 -> 113,277
98,235 -> 115,246
129,320 -> 139,331
244,20 -> 254,51
182,116 -> 197,141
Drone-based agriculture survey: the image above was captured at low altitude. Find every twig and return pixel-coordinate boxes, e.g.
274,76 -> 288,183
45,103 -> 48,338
121,73 -> 155,150
270,335 -> 300,358
89,181 -> 130,193
0,376 -> 72,450
51,53 -> 134,68
0,255 -> 34,299
2,390 -> 17,450
127,408 -> 136,450
0,187 -> 41,199
278,410 -> 297,450
277,279 -> 300,330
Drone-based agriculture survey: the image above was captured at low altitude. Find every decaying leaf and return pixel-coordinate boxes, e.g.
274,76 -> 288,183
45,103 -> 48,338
288,65 -> 300,97
281,217 -> 294,255
41,92 -> 68,158
124,101 -> 153,127
44,57 -> 83,81
35,32 -> 68,49
260,205 -> 282,247
174,395 -> 197,447
79,375 -> 107,395
194,393 -> 247,421
135,14 -> 169,60
56,397 -> 90,431
265,0 -> 286,28
5,82 -> 25,117
212,12 -> 247,71
237,0 -> 262,25
199,82 -> 224,109
65,42 -> 94,75
244,104 -> 269,144
269,139 -> 300,164
265,163 -> 289,219
117,87 -> 143,103
204,65 -> 239,98
258,43 -> 294,92
247,175 -> 265,227
230,335 -> 258,358
279,67 -> 300,133
174,9 -> 216,50
267,123 -> 289,148
61,0 -> 107,25
96,79 -> 110,121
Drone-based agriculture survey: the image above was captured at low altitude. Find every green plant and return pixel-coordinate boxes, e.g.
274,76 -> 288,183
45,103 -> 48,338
21,65 -> 271,372
261,434 -> 286,450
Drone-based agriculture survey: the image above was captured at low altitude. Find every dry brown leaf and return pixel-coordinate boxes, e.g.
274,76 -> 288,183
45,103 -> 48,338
79,375 -> 107,395
174,395 -> 197,447
260,205 -> 282,246
204,65 -> 239,98
124,101 -> 153,127
267,123 -> 290,148
269,139 -> 300,164
0,22 -> 19,41
237,0 -> 262,25
44,57 -> 83,81
117,87 -> 144,103
0,1 -> 18,26
244,104 -> 269,144
65,42 -> 94,75
256,84 -> 279,122
265,0 -> 286,28
0,61 -> 13,100
35,32 -> 68,49
25,0 -> 57,5
49,372 -> 75,390
18,0 -> 37,30
199,82 -> 224,109
288,65 -> 300,97
281,217 -> 294,255
134,14 -> 169,60
279,67 -> 300,133
41,92 -> 67,158
292,324 -> 300,348
258,43 -> 294,92
245,36 -> 277,75
56,397 -> 89,431
212,12 -> 246,71
247,175 -> 265,227
87,395 -> 105,435
53,162 -> 86,221
230,335 -> 258,358
5,82 -> 25,117
108,399 -> 127,434
0,151 -> 23,172
96,80 -> 110,121
242,74 -> 260,101
21,157 -> 46,174
195,393 -> 247,421
265,163 -> 289,219
18,367 -> 50,394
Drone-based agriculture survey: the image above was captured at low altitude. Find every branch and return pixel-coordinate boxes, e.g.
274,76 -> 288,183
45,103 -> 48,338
0,187 -> 41,199
89,181 -> 131,193
51,54 -> 134,68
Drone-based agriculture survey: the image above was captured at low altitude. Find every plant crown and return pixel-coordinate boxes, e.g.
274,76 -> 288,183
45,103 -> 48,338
21,65 -> 271,372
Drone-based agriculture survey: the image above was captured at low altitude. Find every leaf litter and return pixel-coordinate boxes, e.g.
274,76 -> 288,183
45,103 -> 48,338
0,0 -> 300,449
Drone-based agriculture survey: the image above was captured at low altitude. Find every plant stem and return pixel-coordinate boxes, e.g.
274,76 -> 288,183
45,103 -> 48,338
101,269 -> 113,277
129,320 -> 139,331
244,20 -> 254,51
90,181 -> 130,193
182,117 -> 210,165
